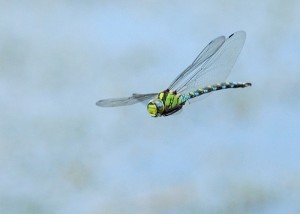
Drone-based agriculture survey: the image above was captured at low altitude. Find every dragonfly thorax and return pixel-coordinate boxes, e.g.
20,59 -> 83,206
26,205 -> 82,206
147,99 -> 164,117
147,91 -> 186,117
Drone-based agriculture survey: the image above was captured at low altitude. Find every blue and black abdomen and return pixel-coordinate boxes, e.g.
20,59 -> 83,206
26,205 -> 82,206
185,82 -> 251,100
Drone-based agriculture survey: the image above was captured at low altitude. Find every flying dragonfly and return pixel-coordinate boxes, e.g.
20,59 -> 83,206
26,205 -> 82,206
96,31 -> 251,117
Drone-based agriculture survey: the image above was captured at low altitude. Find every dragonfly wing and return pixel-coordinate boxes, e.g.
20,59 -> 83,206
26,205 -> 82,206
96,93 -> 157,107
168,35 -> 226,90
131,93 -> 158,106
177,31 -> 246,100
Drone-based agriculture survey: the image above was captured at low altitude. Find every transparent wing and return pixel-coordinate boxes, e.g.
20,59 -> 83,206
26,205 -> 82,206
96,93 -> 157,107
170,31 -> 246,102
168,35 -> 226,90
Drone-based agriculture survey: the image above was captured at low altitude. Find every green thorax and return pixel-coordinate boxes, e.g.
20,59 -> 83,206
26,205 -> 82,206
158,91 -> 186,110
147,90 -> 186,117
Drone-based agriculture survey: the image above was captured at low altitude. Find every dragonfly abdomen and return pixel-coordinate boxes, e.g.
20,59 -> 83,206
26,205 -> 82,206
185,82 -> 251,100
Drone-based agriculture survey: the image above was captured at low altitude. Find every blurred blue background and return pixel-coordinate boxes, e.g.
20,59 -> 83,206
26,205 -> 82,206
1,1 -> 300,213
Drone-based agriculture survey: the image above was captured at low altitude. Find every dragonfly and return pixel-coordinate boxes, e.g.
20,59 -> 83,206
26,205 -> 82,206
96,31 -> 251,117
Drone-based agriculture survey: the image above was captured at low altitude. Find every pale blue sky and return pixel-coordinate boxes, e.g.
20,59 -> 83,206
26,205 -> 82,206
1,1 -> 300,213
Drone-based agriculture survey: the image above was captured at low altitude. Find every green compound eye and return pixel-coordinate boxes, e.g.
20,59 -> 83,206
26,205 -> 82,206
147,103 -> 157,117
147,99 -> 164,117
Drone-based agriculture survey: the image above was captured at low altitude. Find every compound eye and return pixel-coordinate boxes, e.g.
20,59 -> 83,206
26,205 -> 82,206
154,100 -> 164,112
147,99 -> 165,117
147,102 -> 158,117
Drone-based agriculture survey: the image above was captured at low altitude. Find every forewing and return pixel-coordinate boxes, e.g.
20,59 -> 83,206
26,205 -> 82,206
96,93 -> 157,107
177,31 -> 246,100
168,35 -> 225,91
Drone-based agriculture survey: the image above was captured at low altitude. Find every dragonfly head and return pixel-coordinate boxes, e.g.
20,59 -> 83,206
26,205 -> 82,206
147,99 -> 164,117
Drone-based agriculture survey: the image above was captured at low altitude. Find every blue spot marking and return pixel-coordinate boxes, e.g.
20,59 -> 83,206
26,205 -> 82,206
186,95 -> 190,99
222,85 -> 226,89
213,87 -> 217,91
231,84 -> 234,88
195,92 -> 199,96
204,89 -> 208,93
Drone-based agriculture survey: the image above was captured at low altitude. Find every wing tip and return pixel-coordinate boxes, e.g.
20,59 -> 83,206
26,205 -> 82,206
96,100 -> 110,107
96,100 -> 103,107
229,31 -> 246,39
